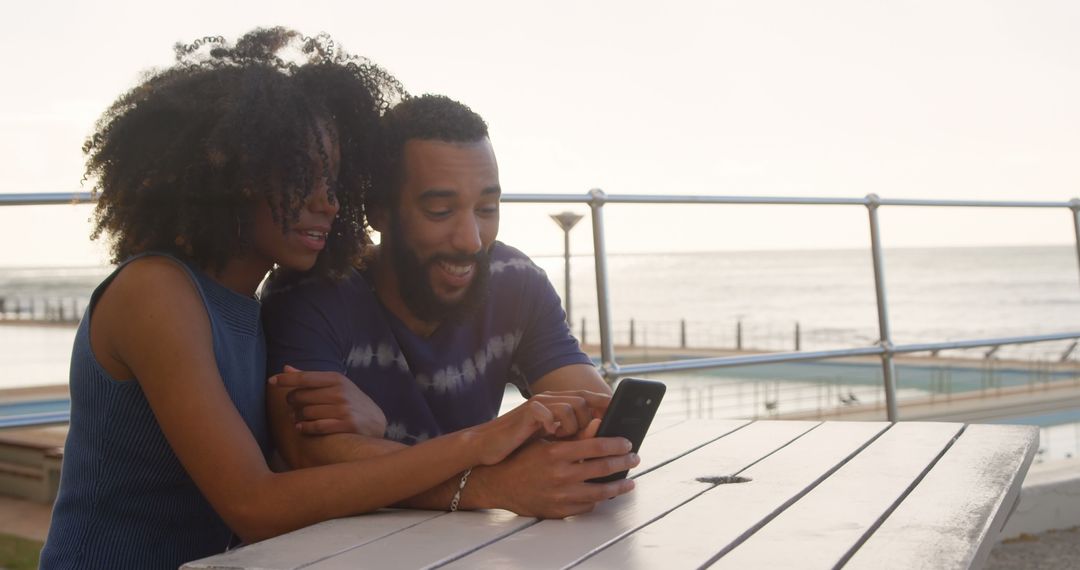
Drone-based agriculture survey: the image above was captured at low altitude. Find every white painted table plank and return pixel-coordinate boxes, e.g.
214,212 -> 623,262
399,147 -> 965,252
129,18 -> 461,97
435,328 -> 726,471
575,421 -> 888,569
182,510 -> 443,570
305,510 -> 531,570
301,420 -> 749,568
187,419 -> 749,570
181,422 -> 1038,570
630,419 -> 750,475
644,414 -> 687,434
712,422 -> 963,569
441,421 -> 821,569
844,424 -> 1039,570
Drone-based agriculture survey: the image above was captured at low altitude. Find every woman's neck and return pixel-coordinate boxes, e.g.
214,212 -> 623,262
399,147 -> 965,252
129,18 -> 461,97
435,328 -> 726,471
206,255 -> 273,297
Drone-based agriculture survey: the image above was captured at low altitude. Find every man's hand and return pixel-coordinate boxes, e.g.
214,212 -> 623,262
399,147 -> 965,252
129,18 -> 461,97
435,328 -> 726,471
269,366 -> 387,437
529,390 -> 611,438
466,436 -> 639,519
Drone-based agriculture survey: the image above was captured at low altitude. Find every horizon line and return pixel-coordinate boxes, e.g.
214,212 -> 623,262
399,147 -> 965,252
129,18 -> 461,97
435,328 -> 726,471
0,242 -> 1075,270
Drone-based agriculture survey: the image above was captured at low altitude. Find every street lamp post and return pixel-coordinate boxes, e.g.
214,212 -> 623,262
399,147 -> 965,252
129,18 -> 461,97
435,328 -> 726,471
550,211 -> 584,326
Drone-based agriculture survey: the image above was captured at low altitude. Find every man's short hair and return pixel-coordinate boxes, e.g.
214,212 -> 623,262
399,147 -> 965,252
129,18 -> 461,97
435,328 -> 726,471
371,94 -> 489,210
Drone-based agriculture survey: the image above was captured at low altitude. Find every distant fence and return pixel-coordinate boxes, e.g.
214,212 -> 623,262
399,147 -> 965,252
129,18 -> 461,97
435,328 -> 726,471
584,318 -> 873,353
2,294 -> 1077,364
0,296 -> 86,324
580,318 -> 1079,362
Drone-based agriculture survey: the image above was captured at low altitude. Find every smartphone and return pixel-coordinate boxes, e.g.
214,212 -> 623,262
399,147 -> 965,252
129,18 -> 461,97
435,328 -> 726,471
586,378 -> 666,483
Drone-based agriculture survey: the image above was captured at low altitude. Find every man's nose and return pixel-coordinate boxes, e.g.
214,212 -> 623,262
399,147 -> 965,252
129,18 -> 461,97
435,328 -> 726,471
451,213 -> 483,254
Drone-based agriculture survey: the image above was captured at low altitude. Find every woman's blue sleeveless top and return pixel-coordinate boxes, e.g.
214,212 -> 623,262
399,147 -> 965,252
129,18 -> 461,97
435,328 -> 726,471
40,253 -> 270,569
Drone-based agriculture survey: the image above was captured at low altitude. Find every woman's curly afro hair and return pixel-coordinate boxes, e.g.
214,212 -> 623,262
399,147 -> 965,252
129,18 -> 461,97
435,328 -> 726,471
85,27 -> 405,276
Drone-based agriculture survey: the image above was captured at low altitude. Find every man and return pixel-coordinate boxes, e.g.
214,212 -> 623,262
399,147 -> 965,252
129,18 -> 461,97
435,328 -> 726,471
261,94 -> 635,518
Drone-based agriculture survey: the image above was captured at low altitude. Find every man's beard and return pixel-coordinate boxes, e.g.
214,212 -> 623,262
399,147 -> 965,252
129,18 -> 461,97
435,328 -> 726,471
386,216 -> 491,324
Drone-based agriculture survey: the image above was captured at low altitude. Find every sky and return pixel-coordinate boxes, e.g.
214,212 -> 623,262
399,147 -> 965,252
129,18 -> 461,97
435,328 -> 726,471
1,0 -> 1079,266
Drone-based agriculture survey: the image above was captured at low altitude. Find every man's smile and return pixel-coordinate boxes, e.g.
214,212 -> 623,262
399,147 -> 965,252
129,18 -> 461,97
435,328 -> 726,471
434,259 -> 477,290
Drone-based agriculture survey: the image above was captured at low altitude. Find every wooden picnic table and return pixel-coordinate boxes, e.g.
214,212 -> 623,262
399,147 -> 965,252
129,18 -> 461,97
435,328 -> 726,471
183,419 -> 1037,569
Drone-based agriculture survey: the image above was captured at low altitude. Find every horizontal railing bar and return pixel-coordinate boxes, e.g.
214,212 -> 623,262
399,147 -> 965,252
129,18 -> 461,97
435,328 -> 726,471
3,192 -> 1076,209
613,331 -> 1080,376
596,195 -> 867,206
4,330 -> 1079,429
876,198 -> 1071,208
499,194 -> 1080,208
0,192 -> 94,206
892,332 -> 1080,354
0,411 -> 70,429
615,346 -> 887,375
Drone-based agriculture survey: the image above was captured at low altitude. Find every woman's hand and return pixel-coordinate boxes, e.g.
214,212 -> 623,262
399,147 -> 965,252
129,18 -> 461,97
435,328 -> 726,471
269,366 -> 387,437
528,390 -> 610,438
466,399 -> 561,466
463,389 -> 608,465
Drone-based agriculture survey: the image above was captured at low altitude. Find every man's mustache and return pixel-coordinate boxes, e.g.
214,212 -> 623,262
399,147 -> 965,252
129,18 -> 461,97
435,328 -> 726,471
425,251 -> 490,266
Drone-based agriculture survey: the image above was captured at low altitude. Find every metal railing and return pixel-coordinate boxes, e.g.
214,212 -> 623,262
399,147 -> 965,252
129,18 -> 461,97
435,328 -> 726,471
3,191 -> 1080,425
502,190 -> 1080,422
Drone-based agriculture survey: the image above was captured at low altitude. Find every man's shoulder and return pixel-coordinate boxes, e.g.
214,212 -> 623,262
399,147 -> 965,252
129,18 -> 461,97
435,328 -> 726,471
260,266 -> 369,308
489,242 -> 547,282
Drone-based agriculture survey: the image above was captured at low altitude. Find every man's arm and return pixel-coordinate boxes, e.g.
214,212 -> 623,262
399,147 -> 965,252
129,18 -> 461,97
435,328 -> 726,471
509,253 -> 610,399
529,363 -> 611,395
261,276 -> 389,461
267,372 -> 396,469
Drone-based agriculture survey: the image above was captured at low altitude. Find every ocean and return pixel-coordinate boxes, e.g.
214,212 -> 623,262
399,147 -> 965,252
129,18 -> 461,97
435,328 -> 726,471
2,245 -> 1079,388
2,245 -> 1079,460
543,245 -> 1080,353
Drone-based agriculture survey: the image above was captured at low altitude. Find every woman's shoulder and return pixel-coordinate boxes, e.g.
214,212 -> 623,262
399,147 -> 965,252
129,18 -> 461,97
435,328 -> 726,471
89,254 -> 210,380
103,255 -> 201,305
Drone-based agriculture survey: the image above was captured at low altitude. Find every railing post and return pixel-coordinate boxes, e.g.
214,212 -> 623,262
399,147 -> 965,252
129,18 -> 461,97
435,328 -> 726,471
866,193 -> 899,421
580,318 -> 587,345
795,322 -> 801,351
564,227 -> 572,325
630,319 -> 636,347
589,189 -> 617,382
736,320 -> 743,351
1060,341 -> 1077,363
680,319 -> 687,348
1071,198 -> 1080,288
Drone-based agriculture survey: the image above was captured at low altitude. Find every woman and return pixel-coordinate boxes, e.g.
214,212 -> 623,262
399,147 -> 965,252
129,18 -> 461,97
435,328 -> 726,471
39,28 -> 586,569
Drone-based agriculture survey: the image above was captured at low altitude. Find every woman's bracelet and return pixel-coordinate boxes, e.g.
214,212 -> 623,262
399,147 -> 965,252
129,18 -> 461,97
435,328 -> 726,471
449,468 -> 473,512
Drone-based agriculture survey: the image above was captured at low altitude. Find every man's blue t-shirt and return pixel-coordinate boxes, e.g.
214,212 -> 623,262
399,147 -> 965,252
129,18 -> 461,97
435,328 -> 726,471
261,242 -> 593,444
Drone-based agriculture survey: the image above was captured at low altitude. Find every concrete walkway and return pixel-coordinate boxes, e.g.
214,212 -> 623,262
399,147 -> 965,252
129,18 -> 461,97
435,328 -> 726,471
0,495 -> 51,542
987,527 -> 1080,570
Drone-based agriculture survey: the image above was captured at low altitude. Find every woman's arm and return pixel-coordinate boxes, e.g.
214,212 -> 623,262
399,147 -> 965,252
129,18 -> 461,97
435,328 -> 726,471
267,371 -> 637,517
91,258 -> 560,543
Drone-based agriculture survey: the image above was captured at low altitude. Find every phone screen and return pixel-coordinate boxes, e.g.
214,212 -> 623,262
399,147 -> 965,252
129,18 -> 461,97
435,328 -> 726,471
587,378 -> 666,483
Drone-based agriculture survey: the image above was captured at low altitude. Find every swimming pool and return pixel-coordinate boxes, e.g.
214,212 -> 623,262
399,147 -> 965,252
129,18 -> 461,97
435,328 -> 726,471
0,398 -> 69,417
